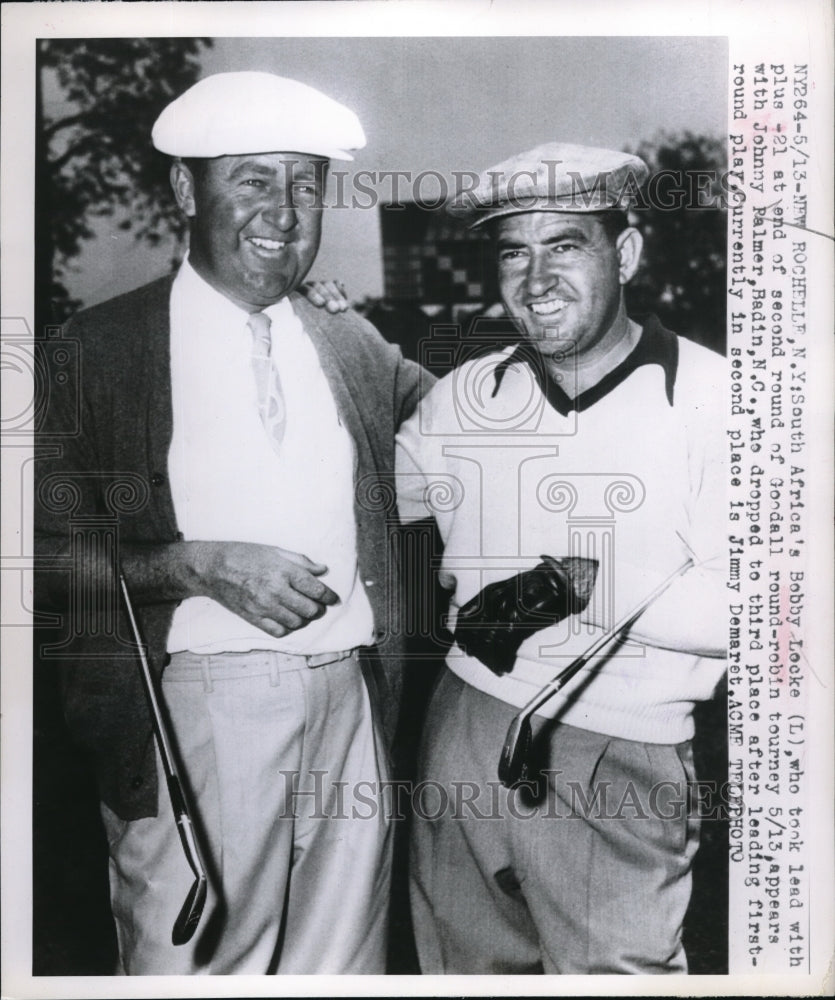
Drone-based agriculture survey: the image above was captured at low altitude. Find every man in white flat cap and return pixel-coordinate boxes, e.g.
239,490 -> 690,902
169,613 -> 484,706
35,72 -> 429,974
396,143 -> 726,973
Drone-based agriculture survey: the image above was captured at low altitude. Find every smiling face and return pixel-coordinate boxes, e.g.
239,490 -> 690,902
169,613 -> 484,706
495,212 -> 642,362
171,152 -> 327,311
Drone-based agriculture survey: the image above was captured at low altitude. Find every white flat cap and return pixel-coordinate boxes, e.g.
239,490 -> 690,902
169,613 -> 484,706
152,71 -> 366,160
447,142 -> 649,228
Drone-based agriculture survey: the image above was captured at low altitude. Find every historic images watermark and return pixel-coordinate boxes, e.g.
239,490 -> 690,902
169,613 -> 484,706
275,771 -> 737,823
220,156 -> 739,213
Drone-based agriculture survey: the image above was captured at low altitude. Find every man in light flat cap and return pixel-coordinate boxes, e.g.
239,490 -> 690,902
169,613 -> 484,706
396,143 -> 726,973
35,72 -> 429,974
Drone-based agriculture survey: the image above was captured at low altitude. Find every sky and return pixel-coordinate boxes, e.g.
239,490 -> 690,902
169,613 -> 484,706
65,35 -> 728,307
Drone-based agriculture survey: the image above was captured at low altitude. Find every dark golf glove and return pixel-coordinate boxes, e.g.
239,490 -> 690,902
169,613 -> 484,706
454,555 -> 598,675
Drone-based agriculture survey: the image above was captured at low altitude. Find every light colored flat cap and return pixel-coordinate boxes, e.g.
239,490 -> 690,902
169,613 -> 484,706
152,71 -> 366,160
447,142 -> 648,228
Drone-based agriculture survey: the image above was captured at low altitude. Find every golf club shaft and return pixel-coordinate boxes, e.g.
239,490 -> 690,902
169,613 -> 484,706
118,572 -> 207,883
498,558 -> 694,787
118,573 -> 180,779
518,558 -> 694,718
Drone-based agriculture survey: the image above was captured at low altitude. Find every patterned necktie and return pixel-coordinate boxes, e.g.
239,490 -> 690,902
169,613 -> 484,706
248,311 -> 287,449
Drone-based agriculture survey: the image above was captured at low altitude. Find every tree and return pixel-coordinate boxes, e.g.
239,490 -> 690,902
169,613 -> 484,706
36,38 -> 212,331
625,132 -> 727,354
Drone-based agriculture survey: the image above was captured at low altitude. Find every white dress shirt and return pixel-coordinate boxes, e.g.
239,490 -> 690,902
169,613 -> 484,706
166,258 -> 374,654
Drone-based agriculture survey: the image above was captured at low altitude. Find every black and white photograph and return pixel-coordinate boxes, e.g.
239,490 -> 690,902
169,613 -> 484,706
1,2 -> 832,997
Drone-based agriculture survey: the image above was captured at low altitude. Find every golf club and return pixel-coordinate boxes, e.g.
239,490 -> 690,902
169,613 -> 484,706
118,571 -> 208,945
498,558 -> 693,788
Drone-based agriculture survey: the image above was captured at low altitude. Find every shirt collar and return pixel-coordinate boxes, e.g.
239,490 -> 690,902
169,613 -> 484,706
492,314 -> 679,415
175,255 -> 296,327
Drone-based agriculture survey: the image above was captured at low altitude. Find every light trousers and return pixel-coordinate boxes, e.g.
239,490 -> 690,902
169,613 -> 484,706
101,649 -> 392,974
410,669 -> 700,974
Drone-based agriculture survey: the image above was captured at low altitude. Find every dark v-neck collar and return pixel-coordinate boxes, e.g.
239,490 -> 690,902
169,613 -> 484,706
492,314 -> 679,415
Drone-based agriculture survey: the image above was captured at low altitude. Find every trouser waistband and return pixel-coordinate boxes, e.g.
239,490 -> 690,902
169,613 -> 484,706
165,648 -> 360,685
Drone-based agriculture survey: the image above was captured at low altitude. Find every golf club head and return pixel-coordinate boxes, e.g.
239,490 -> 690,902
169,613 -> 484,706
172,874 -> 207,946
498,714 -> 533,788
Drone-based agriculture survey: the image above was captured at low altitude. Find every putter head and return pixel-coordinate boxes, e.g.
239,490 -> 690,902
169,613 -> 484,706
498,713 -> 533,788
172,874 -> 207,946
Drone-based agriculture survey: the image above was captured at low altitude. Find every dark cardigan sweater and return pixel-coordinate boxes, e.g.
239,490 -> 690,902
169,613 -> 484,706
35,275 -> 429,819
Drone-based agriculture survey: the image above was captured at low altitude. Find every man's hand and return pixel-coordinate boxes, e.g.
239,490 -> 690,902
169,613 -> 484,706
302,279 -> 349,313
189,541 -> 340,638
454,556 -> 598,675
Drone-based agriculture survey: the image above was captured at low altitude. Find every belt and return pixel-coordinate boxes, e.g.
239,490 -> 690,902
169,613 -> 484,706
165,648 -> 360,685
305,648 -> 357,669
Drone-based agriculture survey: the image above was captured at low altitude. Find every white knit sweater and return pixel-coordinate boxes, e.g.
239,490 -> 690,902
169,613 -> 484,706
396,327 -> 727,744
